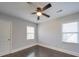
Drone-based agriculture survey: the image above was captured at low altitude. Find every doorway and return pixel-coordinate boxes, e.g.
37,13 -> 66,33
0,20 -> 12,56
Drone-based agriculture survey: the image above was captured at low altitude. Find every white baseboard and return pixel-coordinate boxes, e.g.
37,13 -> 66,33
1,43 -> 79,57
0,43 -> 37,56
38,43 -> 79,56
11,43 -> 37,53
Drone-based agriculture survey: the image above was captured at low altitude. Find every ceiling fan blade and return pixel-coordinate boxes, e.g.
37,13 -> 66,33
42,3 -> 52,11
32,12 -> 36,14
42,13 -> 50,18
37,16 -> 40,20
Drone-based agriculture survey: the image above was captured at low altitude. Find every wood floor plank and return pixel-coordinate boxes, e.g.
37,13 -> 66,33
2,45 -> 76,57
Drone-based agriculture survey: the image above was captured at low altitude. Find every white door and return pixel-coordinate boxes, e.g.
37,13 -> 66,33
0,20 -> 12,56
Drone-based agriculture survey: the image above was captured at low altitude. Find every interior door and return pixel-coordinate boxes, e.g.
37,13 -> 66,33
0,20 -> 12,56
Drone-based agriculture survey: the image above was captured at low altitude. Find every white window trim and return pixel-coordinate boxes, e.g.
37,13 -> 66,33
62,22 -> 79,43
26,26 -> 35,40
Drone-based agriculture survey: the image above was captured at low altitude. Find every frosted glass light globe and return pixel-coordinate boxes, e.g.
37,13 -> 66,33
36,12 -> 42,16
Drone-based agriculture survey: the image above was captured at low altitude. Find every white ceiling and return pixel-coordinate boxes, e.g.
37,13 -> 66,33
0,2 -> 79,23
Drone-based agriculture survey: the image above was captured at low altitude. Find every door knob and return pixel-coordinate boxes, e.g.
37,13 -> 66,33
8,39 -> 10,40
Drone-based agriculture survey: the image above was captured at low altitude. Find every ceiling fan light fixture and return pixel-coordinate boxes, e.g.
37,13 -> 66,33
36,12 -> 42,16
31,3 -> 52,20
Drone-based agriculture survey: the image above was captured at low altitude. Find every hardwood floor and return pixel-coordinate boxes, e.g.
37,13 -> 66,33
2,45 -> 76,57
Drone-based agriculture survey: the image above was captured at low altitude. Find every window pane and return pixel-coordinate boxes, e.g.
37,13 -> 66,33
27,26 -> 34,33
62,33 -> 78,43
27,26 -> 31,33
62,22 -> 78,32
30,27 -> 34,33
27,26 -> 35,40
27,34 -> 34,40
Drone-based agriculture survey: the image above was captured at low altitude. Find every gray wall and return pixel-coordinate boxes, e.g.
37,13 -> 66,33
38,12 -> 79,53
0,13 -> 38,51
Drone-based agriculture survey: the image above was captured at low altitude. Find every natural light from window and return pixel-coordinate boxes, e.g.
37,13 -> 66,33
27,26 -> 35,40
62,22 -> 78,43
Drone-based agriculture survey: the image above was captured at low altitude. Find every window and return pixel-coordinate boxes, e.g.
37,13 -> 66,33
62,22 -> 78,43
26,26 -> 35,40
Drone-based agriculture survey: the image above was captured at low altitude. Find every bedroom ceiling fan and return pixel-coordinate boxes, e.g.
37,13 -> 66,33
31,3 -> 52,20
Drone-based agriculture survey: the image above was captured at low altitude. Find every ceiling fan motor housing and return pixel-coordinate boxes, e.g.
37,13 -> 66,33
37,7 -> 42,12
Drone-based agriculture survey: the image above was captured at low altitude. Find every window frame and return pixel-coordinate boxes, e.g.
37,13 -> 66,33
62,22 -> 79,43
26,26 -> 35,40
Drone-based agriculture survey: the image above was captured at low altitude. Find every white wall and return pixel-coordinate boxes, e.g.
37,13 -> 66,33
38,12 -> 79,54
0,13 -> 38,53
1,11 -> 79,56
